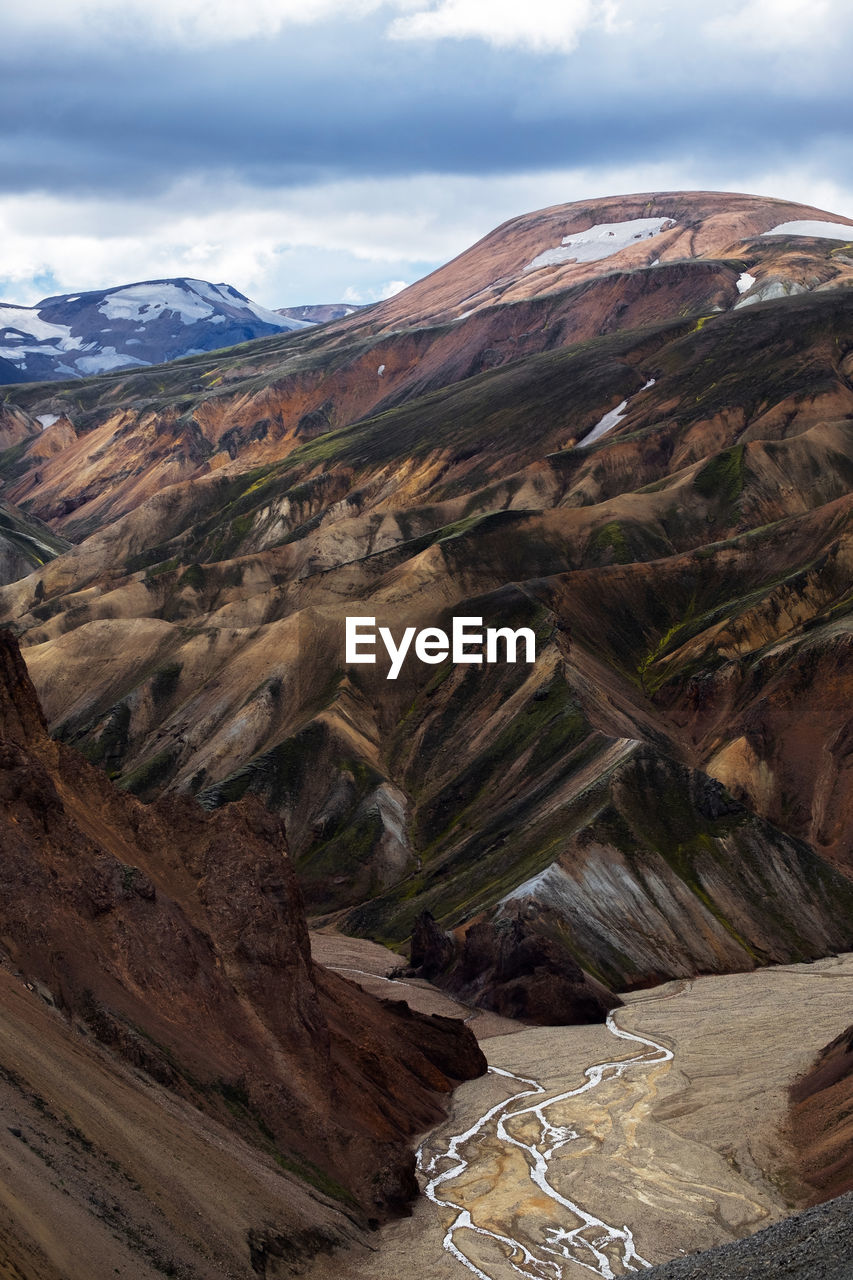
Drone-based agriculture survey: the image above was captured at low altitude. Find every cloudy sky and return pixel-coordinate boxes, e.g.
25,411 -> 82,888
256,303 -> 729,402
2,0 -> 852,307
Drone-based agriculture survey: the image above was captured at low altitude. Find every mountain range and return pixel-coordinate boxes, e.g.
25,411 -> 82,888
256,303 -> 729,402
2,187 -> 853,1272
0,278 -> 324,383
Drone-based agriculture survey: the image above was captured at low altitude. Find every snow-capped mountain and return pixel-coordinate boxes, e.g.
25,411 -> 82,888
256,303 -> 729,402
274,302 -> 364,323
0,278 -> 312,384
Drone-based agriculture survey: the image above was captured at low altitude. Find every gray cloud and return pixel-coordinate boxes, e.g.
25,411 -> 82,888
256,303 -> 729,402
2,2 -> 853,304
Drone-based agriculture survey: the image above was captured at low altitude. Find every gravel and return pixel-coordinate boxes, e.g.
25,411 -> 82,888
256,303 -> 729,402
645,1192 -> 853,1280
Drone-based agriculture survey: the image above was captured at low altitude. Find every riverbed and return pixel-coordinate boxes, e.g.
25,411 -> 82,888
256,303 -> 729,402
305,947 -> 853,1280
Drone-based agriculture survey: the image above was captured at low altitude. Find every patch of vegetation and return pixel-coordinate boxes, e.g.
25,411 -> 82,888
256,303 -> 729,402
82,701 -> 131,772
142,556 -> 180,585
590,520 -> 631,564
178,562 -> 205,591
413,678 -> 589,847
272,1152 -> 359,1208
0,437 -> 35,482
694,444 -> 746,504
120,747 -> 179,796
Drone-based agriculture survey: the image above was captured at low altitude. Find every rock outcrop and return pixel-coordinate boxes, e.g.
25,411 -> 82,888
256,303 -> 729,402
0,627 -> 486,1276
643,1192 -> 853,1280
409,910 -> 619,1025
788,1022 -> 853,1204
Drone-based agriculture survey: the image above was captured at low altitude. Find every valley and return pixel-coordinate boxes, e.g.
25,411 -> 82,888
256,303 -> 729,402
307,951 -> 853,1280
3,188 -> 853,1275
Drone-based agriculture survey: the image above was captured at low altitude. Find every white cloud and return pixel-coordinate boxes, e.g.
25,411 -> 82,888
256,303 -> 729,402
5,0 -> 852,61
379,279 -> 409,298
703,0 -> 835,48
6,0 -> 387,45
7,0 -> 610,51
343,279 -> 409,303
0,174 -> 473,307
389,0 -> 598,51
2,163 -> 853,310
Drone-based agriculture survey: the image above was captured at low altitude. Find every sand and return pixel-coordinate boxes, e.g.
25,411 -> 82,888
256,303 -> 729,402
305,950 -> 853,1280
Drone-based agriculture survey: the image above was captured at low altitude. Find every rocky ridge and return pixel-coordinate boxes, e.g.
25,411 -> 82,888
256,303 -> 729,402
0,627 -> 486,1277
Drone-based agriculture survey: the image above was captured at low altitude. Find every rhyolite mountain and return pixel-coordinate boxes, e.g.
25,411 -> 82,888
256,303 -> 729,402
0,278 -> 312,383
0,626 -> 485,1277
3,189 -> 853,1012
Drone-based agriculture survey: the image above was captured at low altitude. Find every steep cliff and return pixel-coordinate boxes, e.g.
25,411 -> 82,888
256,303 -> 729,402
788,1022 -> 853,1204
0,628 -> 485,1277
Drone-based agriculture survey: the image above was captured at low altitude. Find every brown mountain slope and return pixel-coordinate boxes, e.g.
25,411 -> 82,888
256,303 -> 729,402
3,191 -> 852,546
788,1022 -> 853,1204
2,192 -> 853,1007
356,189 -> 853,330
0,628 -> 485,1277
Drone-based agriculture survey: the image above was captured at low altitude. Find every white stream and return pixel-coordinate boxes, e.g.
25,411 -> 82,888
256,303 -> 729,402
417,1008 -> 675,1280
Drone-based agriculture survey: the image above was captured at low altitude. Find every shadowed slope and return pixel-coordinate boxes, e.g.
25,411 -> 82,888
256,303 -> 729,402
0,628 -> 486,1277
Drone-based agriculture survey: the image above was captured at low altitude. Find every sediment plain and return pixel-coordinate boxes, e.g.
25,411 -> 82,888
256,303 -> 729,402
306,949 -> 853,1280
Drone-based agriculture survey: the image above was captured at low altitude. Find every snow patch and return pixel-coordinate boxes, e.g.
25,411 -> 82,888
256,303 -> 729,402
576,378 -> 654,449
98,282 -> 216,324
734,279 -> 808,309
577,399 -> 628,449
525,217 -> 674,272
36,414 -> 59,429
192,280 -> 309,329
736,271 -> 756,294
761,219 -> 853,241
0,304 -> 83,351
75,347 -> 148,374
377,363 -> 386,376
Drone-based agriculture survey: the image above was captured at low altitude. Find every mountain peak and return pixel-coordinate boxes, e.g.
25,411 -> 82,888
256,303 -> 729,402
364,189 -> 853,331
0,276 -> 312,384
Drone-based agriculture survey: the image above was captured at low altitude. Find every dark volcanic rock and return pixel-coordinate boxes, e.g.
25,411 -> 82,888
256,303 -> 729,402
644,1191 -> 853,1280
409,910 -> 619,1025
410,910 -> 456,978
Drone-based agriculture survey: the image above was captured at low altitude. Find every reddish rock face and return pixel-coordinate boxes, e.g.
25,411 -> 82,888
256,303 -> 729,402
0,628 -> 486,1227
789,1023 -> 853,1204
